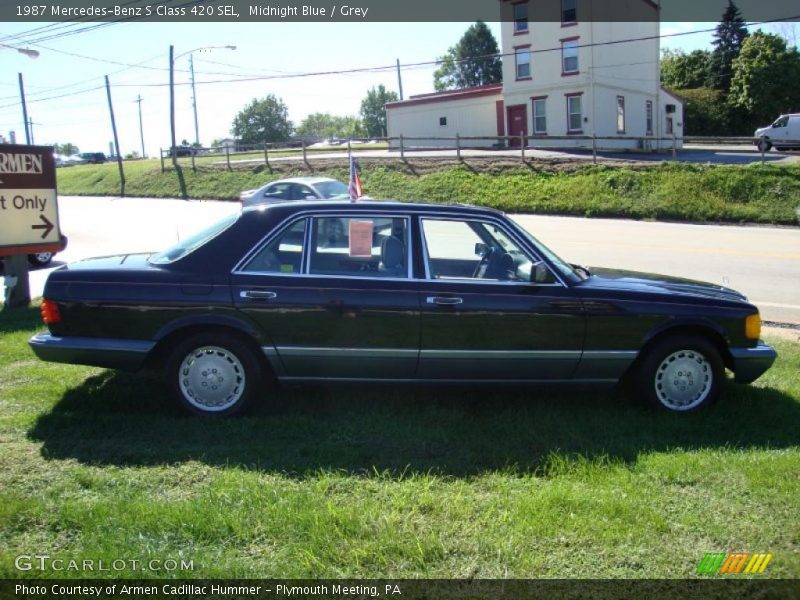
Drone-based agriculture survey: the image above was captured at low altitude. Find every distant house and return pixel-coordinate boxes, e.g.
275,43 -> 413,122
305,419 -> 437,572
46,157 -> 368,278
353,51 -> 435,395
387,0 -> 683,150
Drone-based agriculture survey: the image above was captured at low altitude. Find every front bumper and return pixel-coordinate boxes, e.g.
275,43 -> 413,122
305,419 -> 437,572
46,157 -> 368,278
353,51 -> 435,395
29,333 -> 155,371
730,343 -> 778,384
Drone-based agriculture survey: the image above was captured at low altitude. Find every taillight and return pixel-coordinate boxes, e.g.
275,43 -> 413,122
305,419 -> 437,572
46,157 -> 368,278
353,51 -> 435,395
40,298 -> 61,325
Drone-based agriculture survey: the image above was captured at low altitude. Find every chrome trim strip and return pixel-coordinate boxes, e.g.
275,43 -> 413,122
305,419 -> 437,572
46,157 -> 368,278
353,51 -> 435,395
581,350 -> 638,360
275,346 -> 418,358
28,333 -> 155,354
261,346 -> 287,377
421,349 -> 582,359
278,377 -> 618,384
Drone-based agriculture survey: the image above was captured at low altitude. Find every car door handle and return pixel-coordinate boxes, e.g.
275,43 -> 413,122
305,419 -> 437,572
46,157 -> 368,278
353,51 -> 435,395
240,290 -> 277,300
426,296 -> 463,306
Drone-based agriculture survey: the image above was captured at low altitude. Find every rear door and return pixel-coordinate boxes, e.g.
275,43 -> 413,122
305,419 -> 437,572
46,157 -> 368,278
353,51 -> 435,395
231,212 -> 420,380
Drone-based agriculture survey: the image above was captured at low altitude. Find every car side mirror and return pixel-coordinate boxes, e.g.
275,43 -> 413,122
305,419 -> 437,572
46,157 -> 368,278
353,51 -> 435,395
531,261 -> 555,284
475,242 -> 489,257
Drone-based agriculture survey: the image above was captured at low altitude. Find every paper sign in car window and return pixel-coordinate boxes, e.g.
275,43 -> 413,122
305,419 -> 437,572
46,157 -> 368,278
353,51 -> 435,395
348,220 -> 373,257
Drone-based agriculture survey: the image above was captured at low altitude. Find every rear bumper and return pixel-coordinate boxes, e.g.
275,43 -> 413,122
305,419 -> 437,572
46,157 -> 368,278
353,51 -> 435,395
730,343 -> 778,384
28,333 -> 155,371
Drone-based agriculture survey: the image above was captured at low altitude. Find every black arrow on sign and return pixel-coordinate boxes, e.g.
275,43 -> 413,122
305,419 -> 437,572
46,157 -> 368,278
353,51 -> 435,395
31,214 -> 54,239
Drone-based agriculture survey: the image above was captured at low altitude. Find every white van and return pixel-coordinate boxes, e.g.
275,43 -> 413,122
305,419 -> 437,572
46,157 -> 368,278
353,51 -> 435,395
754,114 -> 800,151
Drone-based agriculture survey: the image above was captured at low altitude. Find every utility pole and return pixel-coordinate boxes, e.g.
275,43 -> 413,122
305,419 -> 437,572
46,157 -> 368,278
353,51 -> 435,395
28,117 -> 35,144
190,53 -> 200,146
396,58 -> 404,101
105,75 -> 125,196
169,45 -> 188,198
135,94 -> 146,158
18,73 -> 30,144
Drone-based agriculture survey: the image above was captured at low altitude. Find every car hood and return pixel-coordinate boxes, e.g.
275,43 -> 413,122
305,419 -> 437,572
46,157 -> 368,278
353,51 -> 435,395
581,267 -> 749,304
755,126 -> 771,137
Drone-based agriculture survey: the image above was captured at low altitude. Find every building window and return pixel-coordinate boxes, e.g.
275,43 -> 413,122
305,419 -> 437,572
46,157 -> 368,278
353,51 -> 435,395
513,2 -> 528,33
616,96 -> 625,133
646,100 -> 653,135
532,98 -> 547,134
562,39 -> 579,74
562,0 -> 577,24
515,46 -> 531,80
439,116 -> 447,127
566,94 -> 582,132
666,117 -> 674,135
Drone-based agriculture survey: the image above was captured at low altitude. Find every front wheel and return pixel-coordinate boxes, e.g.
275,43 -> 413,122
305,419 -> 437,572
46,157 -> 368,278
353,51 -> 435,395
165,332 -> 262,416
757,139 -> 772,153
635,335 -> 724,412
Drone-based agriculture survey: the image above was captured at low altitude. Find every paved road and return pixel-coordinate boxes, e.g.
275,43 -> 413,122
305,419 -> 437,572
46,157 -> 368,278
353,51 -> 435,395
4,196 -> 799,324
224,144 -> 800,166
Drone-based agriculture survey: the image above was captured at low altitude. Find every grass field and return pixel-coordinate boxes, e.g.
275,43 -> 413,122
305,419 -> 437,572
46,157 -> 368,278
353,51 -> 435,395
1,304 -> 798,579
55,159 -> 800,225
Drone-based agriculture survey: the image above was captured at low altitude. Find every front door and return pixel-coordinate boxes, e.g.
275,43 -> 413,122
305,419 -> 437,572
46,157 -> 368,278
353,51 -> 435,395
231,214 -> 420,380
507,105 -> 528,147
417,216 -> 584,380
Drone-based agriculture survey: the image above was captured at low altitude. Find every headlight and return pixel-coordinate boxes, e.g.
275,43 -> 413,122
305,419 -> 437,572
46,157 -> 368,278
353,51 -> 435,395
745,313 -> 761,341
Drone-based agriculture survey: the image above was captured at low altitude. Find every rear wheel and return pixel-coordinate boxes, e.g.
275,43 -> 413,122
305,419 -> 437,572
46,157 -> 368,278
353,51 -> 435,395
635,335 -> 723,412
165,332 -> 262,416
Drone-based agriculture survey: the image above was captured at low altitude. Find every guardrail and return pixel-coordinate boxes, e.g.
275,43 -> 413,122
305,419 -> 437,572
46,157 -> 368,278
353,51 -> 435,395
159,133 -> 800,174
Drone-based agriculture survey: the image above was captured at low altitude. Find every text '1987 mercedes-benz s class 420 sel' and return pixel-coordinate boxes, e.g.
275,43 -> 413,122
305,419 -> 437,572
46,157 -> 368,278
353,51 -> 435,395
29,201 -> 777,416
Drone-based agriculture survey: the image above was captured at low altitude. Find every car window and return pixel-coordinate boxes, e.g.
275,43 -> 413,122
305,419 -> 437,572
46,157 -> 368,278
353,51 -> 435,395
263,183 -> 292,200
314,180 -> 350,199
294,185 -> 317,200
149,213 -> 238,264
241,219 -> 306,274
309,216 -> 408,278
774,116 -> 789,128
421,218 -> 546,283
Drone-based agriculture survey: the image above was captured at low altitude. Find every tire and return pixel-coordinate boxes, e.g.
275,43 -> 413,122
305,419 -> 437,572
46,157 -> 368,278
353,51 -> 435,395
635,335 -> 723,412
165,332 -> 262,416
28,252 -> 53,267
757,139 -> 772,153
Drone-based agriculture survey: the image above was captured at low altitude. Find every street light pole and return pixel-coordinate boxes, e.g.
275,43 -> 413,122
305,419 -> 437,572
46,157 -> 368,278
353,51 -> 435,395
18,73 -> 30,144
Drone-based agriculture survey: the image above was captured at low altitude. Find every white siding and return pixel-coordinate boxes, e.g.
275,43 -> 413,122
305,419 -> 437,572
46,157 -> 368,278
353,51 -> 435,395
386,94 -> 502,148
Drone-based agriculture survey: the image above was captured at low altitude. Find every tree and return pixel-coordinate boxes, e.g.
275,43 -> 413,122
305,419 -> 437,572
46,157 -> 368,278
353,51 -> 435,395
359,85 -> 398,138
660,49 -> 712,89
296,113 -> 365,139
54,142 -> 79,155
433,21 -> 502,91
231,95 -> 293,144
670,88 -> 729,135
707,0 -> 749,91
729,31 -> 800,129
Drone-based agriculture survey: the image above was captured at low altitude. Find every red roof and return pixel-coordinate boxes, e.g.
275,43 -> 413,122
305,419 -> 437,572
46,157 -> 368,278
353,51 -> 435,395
386,84 -> 503,109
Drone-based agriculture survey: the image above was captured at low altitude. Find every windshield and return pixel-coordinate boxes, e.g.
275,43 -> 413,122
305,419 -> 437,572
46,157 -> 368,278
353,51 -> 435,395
314,180 -> 349,198
514,225 -> 581,282
149,213 -> 238,264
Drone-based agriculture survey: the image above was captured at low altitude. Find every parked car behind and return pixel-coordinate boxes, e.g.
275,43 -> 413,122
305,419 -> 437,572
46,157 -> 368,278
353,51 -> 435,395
755,113 -> 800,152
79,152 -> 106,164
0,234 -> 68,269
29,201 -> 775,417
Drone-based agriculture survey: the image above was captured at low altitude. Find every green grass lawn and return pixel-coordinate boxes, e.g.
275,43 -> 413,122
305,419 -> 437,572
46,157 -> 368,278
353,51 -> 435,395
1,305 -> 798,579
56,160 -> 800,225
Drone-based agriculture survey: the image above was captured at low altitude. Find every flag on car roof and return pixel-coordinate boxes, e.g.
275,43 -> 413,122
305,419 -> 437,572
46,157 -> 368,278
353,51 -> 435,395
348,154 -> 363,201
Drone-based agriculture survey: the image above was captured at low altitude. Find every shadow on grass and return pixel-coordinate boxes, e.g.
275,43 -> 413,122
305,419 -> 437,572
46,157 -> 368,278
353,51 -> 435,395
0,305 -> 42,334
27,368 -> 800,478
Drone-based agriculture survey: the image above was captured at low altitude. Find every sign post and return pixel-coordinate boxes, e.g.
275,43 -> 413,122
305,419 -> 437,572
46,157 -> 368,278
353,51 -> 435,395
0,144 -> 62,309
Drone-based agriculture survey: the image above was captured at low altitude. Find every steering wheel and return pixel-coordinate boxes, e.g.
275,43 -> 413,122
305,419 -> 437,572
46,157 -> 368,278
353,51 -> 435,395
472,245 -> 496,279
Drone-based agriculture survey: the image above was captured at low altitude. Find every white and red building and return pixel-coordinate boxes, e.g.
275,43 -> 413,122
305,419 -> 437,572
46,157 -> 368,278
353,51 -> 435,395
386,0 -> 683,150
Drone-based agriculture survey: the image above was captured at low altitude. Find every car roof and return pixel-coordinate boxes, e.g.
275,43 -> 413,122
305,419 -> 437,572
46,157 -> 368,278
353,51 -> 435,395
242,199 -> 505,218
268,177 -> 339,185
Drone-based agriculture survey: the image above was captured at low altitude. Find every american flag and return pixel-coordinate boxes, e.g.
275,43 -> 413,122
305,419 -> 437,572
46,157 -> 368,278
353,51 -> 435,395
348,154 -> 363,200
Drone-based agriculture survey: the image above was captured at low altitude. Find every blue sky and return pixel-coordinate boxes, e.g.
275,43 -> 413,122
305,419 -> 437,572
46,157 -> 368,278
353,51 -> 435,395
0,20 -> 791,157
